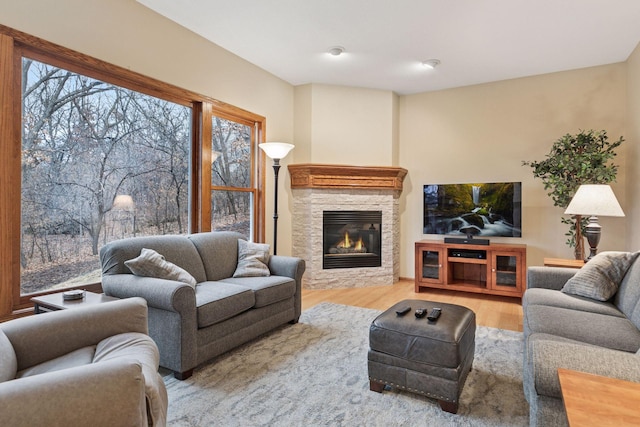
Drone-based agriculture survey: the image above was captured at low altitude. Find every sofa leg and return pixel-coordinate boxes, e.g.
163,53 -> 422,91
289,317 -> 299,324
174,369 -> 193,380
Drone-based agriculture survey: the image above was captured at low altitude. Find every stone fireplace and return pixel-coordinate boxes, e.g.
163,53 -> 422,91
288,164 -> 407,289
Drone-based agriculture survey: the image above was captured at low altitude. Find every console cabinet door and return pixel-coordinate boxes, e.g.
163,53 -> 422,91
490,251 -> 524,295
416,245 -> 445,285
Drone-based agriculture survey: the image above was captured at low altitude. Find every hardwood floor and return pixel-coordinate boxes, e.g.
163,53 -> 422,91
301,279 -> 524,332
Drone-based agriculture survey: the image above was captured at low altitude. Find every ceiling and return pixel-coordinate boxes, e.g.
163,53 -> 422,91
138,0 -> 640,95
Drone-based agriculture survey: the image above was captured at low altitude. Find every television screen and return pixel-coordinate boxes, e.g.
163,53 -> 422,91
423,182 -> 522,237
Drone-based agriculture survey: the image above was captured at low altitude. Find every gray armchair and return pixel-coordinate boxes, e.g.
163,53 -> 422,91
0,297 -> 167,427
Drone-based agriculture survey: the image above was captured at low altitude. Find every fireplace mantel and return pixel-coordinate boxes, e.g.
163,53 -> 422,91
288,164 -> 407,191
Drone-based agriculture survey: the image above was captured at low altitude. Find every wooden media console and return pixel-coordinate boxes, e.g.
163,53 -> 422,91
415,240 -> 526,298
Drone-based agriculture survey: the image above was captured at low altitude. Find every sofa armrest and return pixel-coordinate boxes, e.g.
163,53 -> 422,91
102,273 -> 196,314
526,336 -> 640,399
102,274 -> 197,376
0,360 -> 148,426
526,266 -> 577,290
1,297 -> 148,371
269,255 -> 305,318
268,255 -> 306,283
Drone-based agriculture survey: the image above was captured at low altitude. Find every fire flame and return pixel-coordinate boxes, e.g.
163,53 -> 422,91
337,232 -> 364,250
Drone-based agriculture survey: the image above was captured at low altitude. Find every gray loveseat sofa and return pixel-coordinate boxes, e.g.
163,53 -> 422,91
100,231 -> 305,379
522,251 -> 640,426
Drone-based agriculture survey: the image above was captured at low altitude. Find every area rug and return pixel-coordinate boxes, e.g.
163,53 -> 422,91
164,303 -> 529,426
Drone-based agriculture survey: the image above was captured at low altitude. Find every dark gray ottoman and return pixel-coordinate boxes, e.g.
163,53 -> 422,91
368,299 -> 476,413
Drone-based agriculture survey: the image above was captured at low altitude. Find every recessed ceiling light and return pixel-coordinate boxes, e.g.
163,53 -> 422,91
328,46 -> 345,56
421,59 -> 441,69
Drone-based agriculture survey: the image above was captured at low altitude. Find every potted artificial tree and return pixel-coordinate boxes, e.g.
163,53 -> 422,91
523,130 -> 623,260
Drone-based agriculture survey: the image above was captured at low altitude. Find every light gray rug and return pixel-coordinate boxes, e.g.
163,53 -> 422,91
164,303 -> 529,426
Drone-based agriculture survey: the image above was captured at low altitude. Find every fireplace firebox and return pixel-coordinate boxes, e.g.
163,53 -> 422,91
323,210 -> 382,269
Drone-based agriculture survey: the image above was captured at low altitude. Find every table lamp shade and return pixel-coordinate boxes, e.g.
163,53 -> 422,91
564,185 -> 624,217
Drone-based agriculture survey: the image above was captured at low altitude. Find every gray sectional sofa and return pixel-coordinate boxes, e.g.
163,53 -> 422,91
100,231 -> 305,379
523,251 -> 640,426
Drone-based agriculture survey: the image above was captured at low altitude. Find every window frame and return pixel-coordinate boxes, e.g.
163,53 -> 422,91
0,24 -> 266,319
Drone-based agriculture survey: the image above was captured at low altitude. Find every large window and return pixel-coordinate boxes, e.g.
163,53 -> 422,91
20,58 -> 191,295
0,26 -> 267,317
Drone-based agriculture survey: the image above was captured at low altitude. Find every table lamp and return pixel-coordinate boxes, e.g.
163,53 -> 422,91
564,184 -> 625,261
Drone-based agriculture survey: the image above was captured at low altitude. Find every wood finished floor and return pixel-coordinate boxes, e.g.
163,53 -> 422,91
301,279 -> 524,332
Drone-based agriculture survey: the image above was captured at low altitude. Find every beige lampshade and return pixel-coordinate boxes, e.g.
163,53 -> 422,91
564,185 -> 625,217
259,142 -> 294,160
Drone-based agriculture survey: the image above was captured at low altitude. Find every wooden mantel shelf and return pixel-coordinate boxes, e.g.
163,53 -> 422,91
287,164 -> 407,191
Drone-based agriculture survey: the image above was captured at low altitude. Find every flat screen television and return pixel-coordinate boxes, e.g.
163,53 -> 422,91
423,182 -> 522,238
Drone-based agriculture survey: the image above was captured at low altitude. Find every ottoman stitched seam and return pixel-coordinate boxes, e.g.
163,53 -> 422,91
368,377 -> 454,402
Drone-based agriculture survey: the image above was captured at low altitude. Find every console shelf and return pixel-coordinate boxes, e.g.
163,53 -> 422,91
415,240 -> 526,298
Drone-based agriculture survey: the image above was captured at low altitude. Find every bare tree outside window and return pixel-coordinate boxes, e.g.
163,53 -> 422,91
20,58 -> 191,295
211,116 -> 254,238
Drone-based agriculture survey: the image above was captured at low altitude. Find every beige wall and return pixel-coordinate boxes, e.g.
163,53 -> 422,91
399,64 -> 628,277
627,42 -> 640,250
294,84 -> 398,165
0,0 -> 297,254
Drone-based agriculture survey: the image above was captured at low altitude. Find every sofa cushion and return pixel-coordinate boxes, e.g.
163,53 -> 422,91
196,282 -> 256,328
561,251 -> 640,301
125,248 -> 198,288
101,235 -> 207,283
188,231 -> 244,281
523,288 -> 625,318
0,329 -> 17,382
233,240 -> 271,278
221,276 -> 296,308
16,346 -> 96,379
524,304 -> 640,353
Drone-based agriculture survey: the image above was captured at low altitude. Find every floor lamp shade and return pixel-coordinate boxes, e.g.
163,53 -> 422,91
564,184 -> 625,260
259,142 -> 295,255
259,142 -> 294,160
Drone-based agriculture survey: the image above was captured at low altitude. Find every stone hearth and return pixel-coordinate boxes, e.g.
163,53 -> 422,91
288,164 -> 407,289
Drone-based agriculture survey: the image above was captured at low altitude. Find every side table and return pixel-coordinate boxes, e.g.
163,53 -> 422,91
558,368 -> 640,426
543,258 -> 585,269
31,290 -> 119,313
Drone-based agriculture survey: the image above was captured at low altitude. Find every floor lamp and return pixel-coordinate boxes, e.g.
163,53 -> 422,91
564,184 -> 625,261
259,142 -> 294,255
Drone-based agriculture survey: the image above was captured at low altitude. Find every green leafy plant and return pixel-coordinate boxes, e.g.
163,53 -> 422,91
522,130 -> 623,259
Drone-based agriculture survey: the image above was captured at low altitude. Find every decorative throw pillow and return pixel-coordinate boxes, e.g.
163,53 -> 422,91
125,248 -> 197,288
561,251 -> 640,301
233,239 -> 271,278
